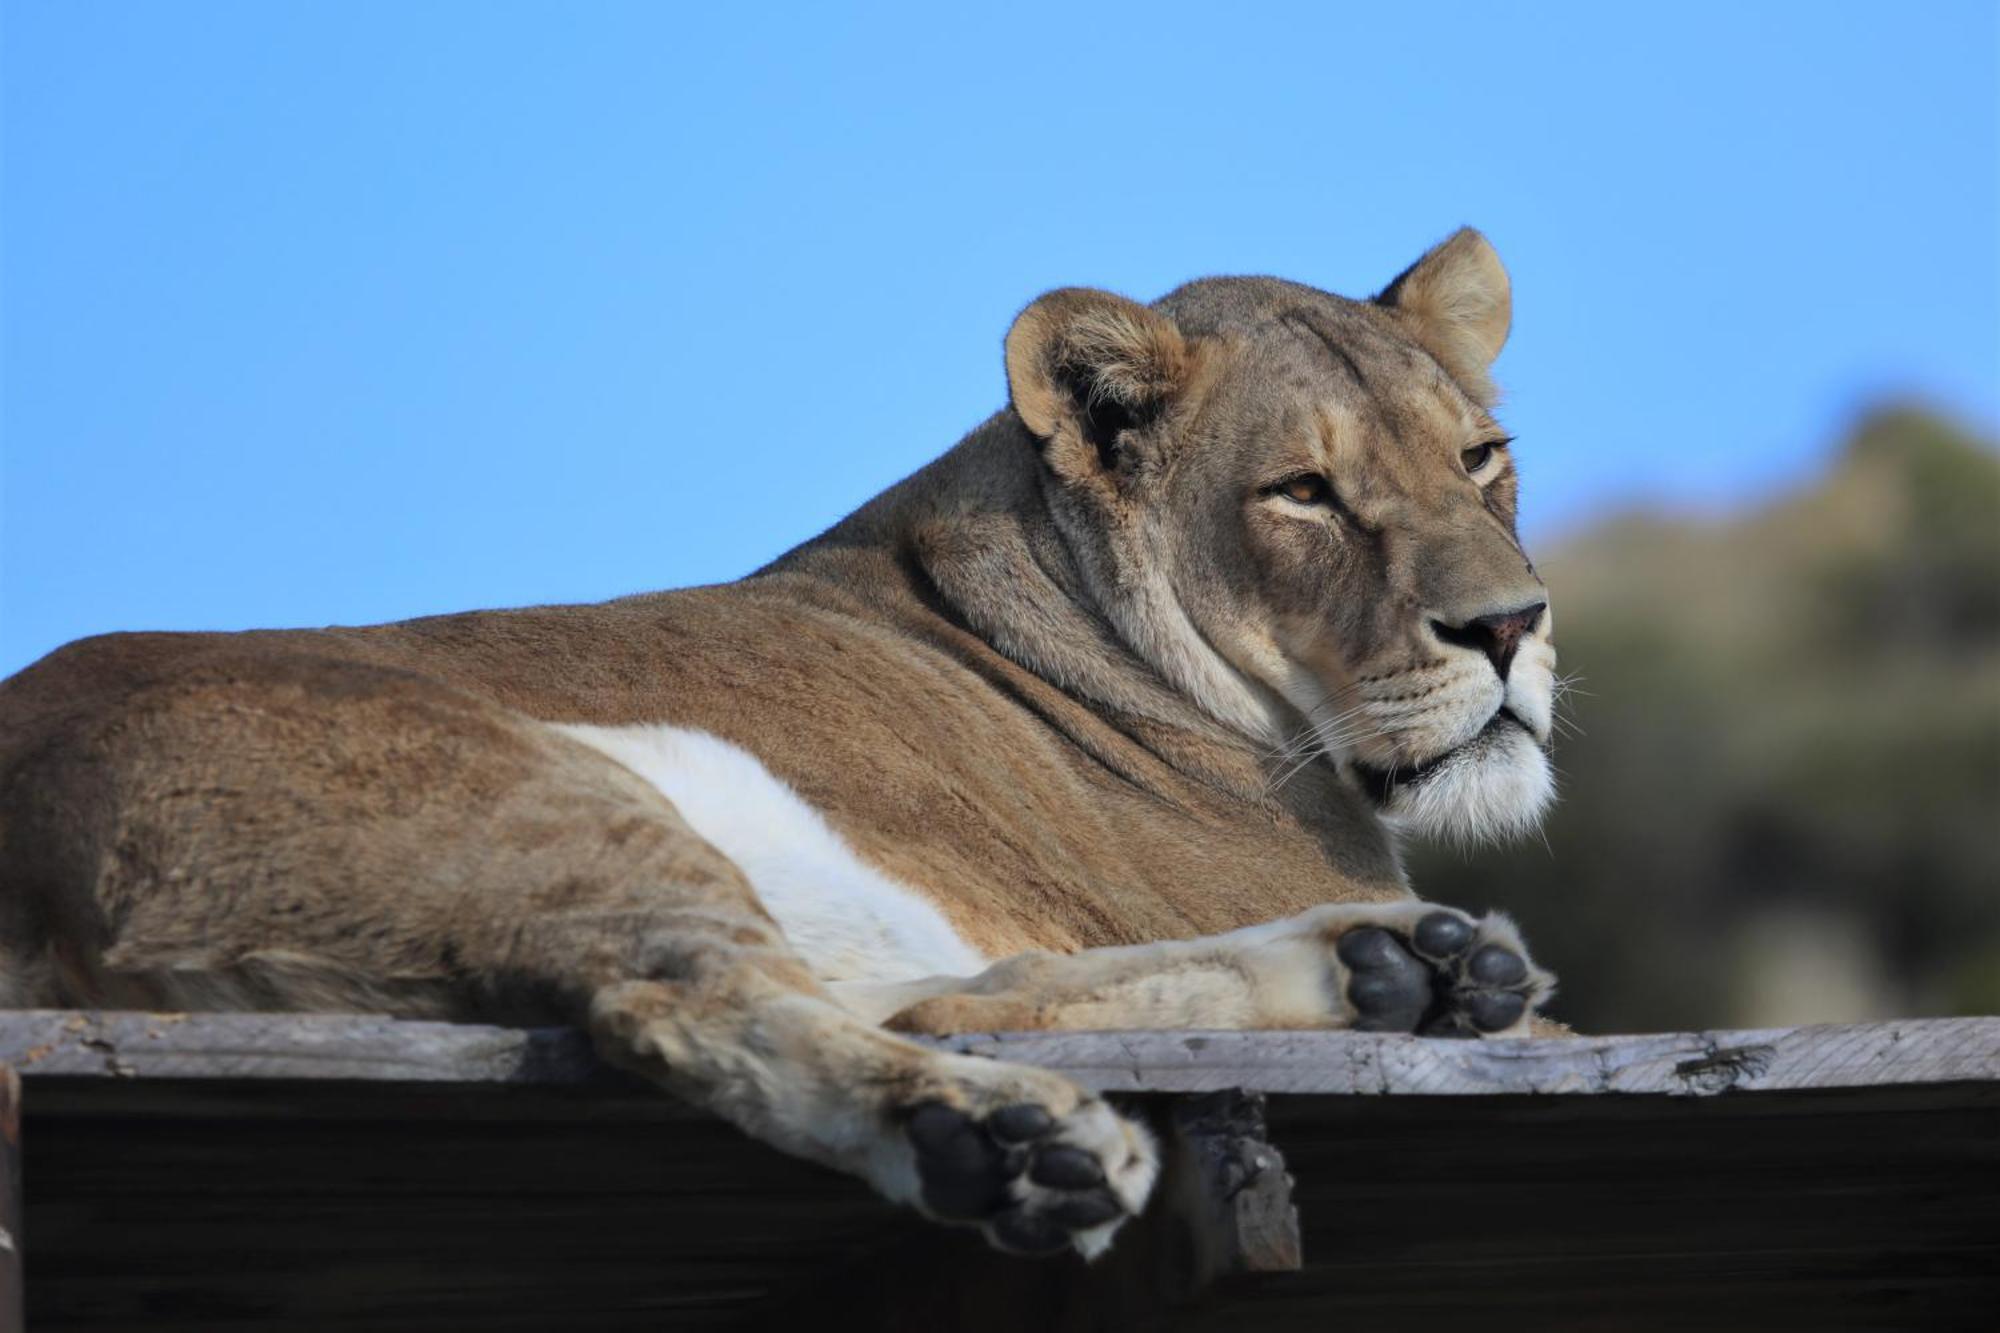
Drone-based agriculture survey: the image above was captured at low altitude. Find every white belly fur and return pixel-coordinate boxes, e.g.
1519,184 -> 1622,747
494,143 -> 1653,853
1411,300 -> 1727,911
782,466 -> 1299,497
550,723 -> 987,984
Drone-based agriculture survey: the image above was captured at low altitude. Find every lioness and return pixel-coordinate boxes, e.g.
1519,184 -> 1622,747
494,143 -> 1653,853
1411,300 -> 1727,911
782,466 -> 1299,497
0,229 -> 1558,1258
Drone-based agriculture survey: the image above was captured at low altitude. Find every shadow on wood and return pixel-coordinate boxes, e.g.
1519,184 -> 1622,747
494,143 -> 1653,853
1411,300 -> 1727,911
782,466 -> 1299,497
7,1012 -> 1998,1331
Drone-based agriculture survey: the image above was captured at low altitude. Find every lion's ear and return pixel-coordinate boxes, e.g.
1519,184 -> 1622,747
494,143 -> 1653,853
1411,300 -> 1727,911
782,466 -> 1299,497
1005,288 -> 1195,478
1375,228 -> 1512,405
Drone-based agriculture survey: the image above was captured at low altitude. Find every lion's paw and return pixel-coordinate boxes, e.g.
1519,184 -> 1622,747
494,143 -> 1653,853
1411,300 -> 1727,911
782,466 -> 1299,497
901,1094 -> 1155,1258
1336,908 -> 1550,1037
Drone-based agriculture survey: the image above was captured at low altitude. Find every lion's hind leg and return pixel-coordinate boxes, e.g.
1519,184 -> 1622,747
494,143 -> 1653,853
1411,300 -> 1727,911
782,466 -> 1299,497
851,902 -> 1553,1039
591,974 -> 1155,1257
0,644 -> 1155,1257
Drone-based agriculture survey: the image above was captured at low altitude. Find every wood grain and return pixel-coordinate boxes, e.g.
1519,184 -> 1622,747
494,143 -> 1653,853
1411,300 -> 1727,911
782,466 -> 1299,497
10,1012 -> 1999,1330
7,1010 -> 1995,1095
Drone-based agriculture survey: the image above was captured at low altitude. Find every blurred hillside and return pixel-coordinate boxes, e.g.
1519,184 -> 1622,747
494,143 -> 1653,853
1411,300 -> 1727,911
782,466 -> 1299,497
1409,406 -> 2000,1033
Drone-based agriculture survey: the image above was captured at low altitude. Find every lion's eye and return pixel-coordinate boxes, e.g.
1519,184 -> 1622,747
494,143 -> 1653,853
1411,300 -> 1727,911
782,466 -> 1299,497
1274,474 -> 1332,506
1461,440 -> 1508,478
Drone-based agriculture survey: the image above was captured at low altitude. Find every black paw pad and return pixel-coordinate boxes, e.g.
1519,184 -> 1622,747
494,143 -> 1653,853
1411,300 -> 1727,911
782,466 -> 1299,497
907,1104 -> 1009,1219
1030,1145 -> 1105,1190
903,1100 -> 1129,1254
988,1103 -> 1055,1142
907,1103 -> 974,1153
1413,910 -> 1475,959
1468,944 -> 1527,986
1336,911 -> 1545,1038
1337,927 -> 1432,1032
1046,1191 -> 1123,1228
1411,913 -> 1541,1037
1466,990 -> 1527,1033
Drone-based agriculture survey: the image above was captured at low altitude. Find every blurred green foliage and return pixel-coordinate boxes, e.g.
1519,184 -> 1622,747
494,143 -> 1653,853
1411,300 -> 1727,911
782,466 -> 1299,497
1409,407 -> 2000,1032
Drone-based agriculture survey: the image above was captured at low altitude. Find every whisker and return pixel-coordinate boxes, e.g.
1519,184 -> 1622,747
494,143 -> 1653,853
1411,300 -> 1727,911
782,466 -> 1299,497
1263,698 -> 1394,795
1257,680 -> 1368,762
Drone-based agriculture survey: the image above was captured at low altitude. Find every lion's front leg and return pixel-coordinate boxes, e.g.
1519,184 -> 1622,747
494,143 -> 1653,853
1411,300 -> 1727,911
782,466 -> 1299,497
842,902 -> 1553,1039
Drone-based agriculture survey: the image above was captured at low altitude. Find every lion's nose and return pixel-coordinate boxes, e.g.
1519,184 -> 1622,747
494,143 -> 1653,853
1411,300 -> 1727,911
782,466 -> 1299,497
1431,601 -> 1546,679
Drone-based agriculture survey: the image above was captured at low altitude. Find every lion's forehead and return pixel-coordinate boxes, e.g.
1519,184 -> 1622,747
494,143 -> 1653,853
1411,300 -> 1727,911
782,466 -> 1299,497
1161,278 -> 1441,383
1194,311 -> 1486,492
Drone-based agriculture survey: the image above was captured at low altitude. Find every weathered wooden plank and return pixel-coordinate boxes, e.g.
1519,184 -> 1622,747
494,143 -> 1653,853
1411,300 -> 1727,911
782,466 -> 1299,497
0,1010 -> 605,1085
942,1018 -> 2000,1096
10,1009 -> 1996,1329
7,1010 -> 1996,1097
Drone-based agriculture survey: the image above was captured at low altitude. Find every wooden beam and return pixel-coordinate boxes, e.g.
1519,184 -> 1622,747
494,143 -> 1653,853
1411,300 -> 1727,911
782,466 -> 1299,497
0,1010 -> 605,1086
939,1018 -> 2000,1096
6,1009 -> 1995,1097
9,1011 -> 1996,1330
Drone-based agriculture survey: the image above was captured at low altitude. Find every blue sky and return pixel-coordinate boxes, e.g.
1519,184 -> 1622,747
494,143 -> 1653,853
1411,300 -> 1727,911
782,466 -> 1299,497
4,2 -> 1995,675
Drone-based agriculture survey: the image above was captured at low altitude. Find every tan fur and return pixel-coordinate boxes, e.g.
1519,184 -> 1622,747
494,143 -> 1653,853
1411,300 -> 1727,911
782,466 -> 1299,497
1374,227 -> 1513,406
0,229 -> 1559,1256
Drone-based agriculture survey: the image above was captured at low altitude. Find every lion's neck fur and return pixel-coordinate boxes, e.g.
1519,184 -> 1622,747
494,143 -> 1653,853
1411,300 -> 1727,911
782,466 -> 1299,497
769,414 -> 1289,801
727,414 -> 1408,939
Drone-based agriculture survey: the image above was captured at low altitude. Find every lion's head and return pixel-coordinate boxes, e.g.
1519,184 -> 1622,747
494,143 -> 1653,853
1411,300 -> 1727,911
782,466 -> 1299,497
1004,229 -> 1556,845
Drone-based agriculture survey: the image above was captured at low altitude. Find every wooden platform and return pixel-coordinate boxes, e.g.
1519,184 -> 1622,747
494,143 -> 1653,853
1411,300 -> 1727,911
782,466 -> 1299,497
8,1012 -> 1998,1331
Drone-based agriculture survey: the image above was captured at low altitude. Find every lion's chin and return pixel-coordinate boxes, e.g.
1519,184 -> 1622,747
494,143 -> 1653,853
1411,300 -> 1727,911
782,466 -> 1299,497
1358,715 -> 1555,847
